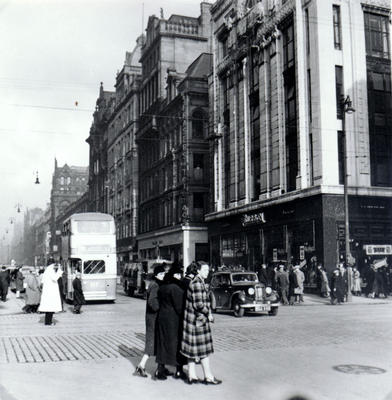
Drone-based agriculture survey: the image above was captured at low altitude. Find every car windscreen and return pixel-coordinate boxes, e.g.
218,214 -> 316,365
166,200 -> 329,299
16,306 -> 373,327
231,273 -> 258,283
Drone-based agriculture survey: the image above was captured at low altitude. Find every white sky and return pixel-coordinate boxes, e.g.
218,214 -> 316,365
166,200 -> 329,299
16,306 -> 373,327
0,0 -> 201,241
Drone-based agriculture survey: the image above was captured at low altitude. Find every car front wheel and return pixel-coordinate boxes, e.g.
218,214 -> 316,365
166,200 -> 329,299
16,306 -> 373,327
233,300 -> 244,318
268,307 -> 279,316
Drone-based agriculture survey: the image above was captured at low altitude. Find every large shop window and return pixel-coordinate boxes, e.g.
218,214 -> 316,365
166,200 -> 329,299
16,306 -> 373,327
221,233 -> 246,262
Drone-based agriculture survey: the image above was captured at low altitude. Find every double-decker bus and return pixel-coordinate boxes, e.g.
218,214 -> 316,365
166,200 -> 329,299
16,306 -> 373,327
61,213 -> 117,302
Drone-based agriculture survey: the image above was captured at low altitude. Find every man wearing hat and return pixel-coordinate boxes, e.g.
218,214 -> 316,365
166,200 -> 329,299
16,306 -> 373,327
276,264 -> 289,305
135,264 -> 166,378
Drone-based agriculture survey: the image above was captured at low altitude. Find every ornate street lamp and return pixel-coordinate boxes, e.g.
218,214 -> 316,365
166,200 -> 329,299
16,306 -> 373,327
341,95 -> 355,302
35,171 -> 40,184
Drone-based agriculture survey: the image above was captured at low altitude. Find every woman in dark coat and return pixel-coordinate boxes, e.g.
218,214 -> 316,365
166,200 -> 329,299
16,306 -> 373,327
180,261 -> 221,385
15,267 -> 25,298
155,265 -> 185,380
72,272 -> 85,314
135,264 -> 166,378
330,269 -> 345,304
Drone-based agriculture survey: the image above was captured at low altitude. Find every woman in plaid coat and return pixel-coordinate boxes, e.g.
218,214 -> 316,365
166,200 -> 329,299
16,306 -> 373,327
181,262 -> 221,385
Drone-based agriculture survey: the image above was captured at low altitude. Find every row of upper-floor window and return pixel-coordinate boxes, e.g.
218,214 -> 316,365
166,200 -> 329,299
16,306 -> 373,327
140,152 -> 207,202
140,73 -> 159,114
108,133 -> 136,168
219,7 -> 390,63
139,192 -> 207,233
57,176 -> 86,185
138,109 -> 208,172
142,46 -> 160,77
108,99 -> 137,143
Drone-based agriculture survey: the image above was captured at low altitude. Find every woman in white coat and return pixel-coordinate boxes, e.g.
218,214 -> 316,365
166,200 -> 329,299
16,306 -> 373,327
38,264 -> 63,325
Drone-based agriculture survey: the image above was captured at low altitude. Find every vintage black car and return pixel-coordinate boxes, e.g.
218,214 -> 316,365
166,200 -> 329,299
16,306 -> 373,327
209,271 -> 279,317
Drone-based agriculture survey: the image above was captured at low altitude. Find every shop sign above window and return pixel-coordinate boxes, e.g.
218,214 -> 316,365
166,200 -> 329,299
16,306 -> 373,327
242,212 -> 266,226
365,244 -> 392,255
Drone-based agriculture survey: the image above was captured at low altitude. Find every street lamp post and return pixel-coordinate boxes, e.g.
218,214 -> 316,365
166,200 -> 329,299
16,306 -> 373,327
341,95 -> 355,302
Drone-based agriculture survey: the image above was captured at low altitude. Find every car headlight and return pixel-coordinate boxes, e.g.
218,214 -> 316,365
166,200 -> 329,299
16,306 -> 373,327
265,287 -> 272,295
239,291 -> 246,302
248,288 -> 255,295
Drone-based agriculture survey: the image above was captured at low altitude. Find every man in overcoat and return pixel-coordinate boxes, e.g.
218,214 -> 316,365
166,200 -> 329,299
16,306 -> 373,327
72,271 -> 85,314
276,264 -> 289,305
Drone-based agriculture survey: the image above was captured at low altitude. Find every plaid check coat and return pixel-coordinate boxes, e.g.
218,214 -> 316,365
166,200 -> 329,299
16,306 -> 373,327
180,274 -> 214,360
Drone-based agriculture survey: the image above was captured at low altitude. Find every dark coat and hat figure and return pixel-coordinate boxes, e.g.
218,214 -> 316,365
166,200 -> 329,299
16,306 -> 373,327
134,264 -> 166,378
15,268 -> 25,298
155,265 -> 186,379
330,269 -> 345,304
72,272 -> 85,313
0,267 -> 11,302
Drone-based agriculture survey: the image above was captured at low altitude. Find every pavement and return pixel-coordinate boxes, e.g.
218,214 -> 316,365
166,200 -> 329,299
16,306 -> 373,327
1,287 -> 392,400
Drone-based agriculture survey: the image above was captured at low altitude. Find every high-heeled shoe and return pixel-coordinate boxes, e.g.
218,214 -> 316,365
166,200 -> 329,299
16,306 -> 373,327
203,377 -> 222,385
134,366 -> 148,378
173,371 -> 187,380
186,377 -> 199,385
154,370 -> 167,380
163,368 -> 174,376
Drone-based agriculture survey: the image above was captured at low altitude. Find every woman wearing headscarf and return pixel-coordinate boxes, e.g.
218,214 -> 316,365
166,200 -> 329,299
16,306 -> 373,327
155,265 -> 185,380
135,264 -> 166,378
181,261 -> 221,385
38,263 -> 63,325
23,270 -> 41,313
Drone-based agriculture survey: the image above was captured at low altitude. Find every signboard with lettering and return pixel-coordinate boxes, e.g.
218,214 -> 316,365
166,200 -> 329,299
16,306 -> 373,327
242,212 -> 266,226
365,245 -> 392,255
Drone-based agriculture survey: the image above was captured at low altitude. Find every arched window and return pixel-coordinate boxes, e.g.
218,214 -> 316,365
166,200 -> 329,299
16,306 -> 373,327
192,109 -> 205,138
60,176 -> 64,185
67,177 -> 71,185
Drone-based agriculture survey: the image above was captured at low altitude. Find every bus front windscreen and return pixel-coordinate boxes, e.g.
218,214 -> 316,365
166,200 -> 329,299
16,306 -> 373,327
76,221 -> 111,234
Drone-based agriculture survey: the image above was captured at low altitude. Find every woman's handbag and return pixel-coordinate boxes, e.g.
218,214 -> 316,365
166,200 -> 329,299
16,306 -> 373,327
294,287 -> 301,294
195,314 -> 207,327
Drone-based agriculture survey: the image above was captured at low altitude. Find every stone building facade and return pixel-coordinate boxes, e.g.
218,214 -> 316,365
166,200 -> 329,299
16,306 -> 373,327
206,0 -> 392,277
106,37 -> 143,266
86,83 -> 116,213
50,159 -> 88,259
136,4 -> 213,267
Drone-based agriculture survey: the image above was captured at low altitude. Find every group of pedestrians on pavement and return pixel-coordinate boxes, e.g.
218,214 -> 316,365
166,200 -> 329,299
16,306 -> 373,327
135,261 -> 222,385
258,258 -> 391,306
259,263 -> 305,306
0,260 -> 85,324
